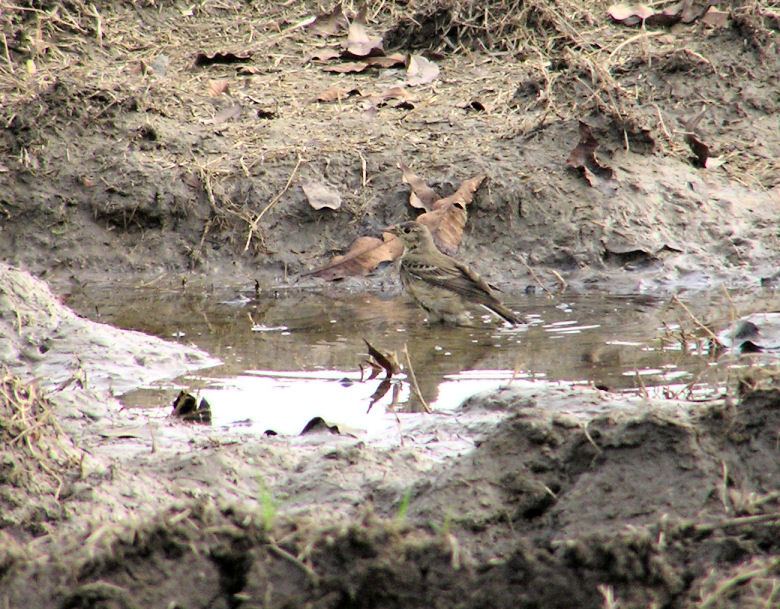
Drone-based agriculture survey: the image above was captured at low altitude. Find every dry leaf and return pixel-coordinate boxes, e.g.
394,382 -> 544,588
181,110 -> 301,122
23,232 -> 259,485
210,104 -> 241,125
701,7 -> 728,27
433,175 -> 486,211
194,52 -> 251,67
685,133 -> 723,169
208,79 -> 230,97
607,1 -> 715,27
307,5 -> 348,37
416,205 -> 467,255
302,181 -> 342,210
345,20 -> 383,57
314,86 -> 362,103
363,53 -> 406,68
322,61 -> 371,74
398,162 -> 438,210
363,339 -> 400,377
309,234 -> 403,279
406,55 -> 439,86
308,48 -> 341,62
566,122 -> 618,196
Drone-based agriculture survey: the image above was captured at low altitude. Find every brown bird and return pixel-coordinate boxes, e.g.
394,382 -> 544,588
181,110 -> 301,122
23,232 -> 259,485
387,221 -> 523,326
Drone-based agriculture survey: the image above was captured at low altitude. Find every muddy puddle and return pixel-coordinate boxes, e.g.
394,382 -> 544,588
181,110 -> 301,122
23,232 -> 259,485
60,283 -> 730,436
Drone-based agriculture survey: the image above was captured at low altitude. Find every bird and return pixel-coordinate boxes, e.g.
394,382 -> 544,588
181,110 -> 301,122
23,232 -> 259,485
387,221 -> 523,326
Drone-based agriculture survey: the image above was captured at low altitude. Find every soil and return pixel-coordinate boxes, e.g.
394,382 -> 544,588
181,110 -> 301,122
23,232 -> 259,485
0,1 -> 779,608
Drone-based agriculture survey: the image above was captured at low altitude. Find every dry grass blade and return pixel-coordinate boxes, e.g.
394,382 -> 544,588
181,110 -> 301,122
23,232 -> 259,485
0,372 -> 83,504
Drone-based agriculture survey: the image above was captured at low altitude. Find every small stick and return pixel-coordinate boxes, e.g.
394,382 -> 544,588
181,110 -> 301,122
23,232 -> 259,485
268,540 -> 320,585
671,295 -> 719,342
511,253 -> 554,298
403,343 -> 430,413
2,33 -> 14,74
244,154 -> 303,252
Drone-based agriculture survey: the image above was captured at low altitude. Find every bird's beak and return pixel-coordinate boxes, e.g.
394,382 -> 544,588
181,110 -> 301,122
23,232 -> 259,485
384,224 -> 399,235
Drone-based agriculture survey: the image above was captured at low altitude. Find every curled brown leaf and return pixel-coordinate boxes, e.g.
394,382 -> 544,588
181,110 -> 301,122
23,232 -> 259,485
566,122 -> 618,196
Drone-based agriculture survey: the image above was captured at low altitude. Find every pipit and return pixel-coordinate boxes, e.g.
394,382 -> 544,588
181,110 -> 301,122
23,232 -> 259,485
387,221 -> 523,326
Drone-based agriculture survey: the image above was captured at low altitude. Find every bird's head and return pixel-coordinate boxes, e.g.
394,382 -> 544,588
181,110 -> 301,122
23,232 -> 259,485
386,221 -> 434,252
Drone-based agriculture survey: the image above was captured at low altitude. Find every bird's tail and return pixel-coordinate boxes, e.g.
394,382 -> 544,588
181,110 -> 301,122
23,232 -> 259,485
488,303 -> 524,325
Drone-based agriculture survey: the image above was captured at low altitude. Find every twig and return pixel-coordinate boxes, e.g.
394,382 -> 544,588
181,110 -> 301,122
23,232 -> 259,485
403,343 -> 430,413
671,295 -> 719,342
2,33 -> 14,74
243,154 -> 303,252
268,539 -> 320,586
511,253 -> 554,298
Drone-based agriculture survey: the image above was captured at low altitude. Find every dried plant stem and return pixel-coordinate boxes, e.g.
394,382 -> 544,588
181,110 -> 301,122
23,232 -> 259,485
243,154 -> 303,253
403,343 -> 430,413
672,295 -> 719,342
512,253 -> 554,298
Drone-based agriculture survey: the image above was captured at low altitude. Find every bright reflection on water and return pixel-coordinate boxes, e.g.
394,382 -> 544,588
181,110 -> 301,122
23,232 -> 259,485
64,285 -> 715,434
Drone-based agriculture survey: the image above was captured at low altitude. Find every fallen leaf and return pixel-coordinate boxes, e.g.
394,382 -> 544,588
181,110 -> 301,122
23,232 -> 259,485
607,1 -> 715,27
363,339 -> 400,377
607,3 -> 654,25
172,391 -> 212,424
685,133 -> 723,169
406,54 -> 439,86
208,79 -> 230,97
406,55 -> 439,87
307,4 -> 348,37
302,181 -> 342,210
416,205 -> 467,255
363,53 -> 406,68
309,234 -> 403,279
398,162 -> 438,210
701,6 -> 728,27
314,86 -> 362,102
194,52 -> 251,67
432,174 -> 486,211
322,61 -> 371,74
566,122 -> 618,196
308,48 -> 341,62
210,104 -> 242,125
345,20 -> 383,57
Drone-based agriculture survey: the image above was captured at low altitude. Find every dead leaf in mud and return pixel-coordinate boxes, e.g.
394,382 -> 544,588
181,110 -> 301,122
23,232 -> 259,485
172,391 -> 212,424
308,48 -> 341,62
417,205 -> 468,255
566,122 -> 618,196
322,61 -> 372,74
194,52 -> 251,67
406,54 -> 439,86
345,20 -> 383,57
398,162 -> 438,210
363,339 -> 400,378
607,1 -> 715,27
685,133 -> 724,169
314,86 -> 362,103
366,53 -> 406,68
302,181 -> 342,210
210,104 -> 241,125
300,417 -> 341,434
417,175 -> 486,254
362,339 -> 401,413
701,7 -> 728,27
309,233 -> 403,280
306,5 -> 348,37
207,80 -> 230,97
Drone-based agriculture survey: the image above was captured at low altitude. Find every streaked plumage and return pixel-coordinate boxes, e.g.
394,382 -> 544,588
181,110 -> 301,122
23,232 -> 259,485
388,221 -> 523,326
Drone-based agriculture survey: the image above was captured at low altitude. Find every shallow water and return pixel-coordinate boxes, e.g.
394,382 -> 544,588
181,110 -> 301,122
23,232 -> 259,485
60,282 -> 738,435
